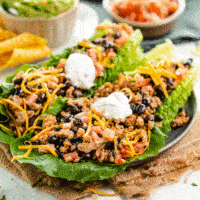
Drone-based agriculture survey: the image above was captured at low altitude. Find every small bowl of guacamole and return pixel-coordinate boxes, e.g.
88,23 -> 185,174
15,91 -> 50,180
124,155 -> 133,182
1,0 -> 75,18
0,0 -> 79,47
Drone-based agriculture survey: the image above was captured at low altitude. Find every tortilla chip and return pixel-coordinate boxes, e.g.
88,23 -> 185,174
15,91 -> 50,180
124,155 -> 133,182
0,33 -> 48,55
0,29 -> 16,42
0,46 -> 51,69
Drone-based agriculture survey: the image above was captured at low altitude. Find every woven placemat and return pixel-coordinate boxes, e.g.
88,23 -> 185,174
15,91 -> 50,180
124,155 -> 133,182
1,113 -> 200,200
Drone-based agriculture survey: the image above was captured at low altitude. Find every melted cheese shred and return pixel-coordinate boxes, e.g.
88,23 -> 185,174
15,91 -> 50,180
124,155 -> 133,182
120,88 -> 135,102
0,124 -> 14,134
2,103 -> 21,137
86,186 -> 125,197
18,145 -> 58,157
11,147 -> 32,163
30,125 -> 62,141
1,99 -> 29,131
83,112 -> 92,137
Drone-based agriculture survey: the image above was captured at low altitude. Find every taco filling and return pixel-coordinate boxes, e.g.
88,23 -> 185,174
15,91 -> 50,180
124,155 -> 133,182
10,59 -> 192,164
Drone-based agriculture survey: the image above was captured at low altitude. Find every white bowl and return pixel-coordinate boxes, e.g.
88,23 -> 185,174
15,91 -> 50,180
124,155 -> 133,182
103,0 -> 186,38
0,0 -> 79,48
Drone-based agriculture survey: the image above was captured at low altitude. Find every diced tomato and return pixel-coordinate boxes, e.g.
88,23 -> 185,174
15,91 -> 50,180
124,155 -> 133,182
90,126 -> 102,134
91,131 -> 102,143
114,157 -> 126,164
103,128 -> 115,142
63,152 -> 78,163
76,128 -> 85,136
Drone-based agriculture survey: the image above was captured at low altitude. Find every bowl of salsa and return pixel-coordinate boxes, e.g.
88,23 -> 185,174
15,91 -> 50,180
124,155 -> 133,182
0,0 -> 79,48
103,0 -> 186,38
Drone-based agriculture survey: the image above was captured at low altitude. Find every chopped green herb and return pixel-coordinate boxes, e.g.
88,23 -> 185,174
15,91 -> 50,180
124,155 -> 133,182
192,183 -> 198,186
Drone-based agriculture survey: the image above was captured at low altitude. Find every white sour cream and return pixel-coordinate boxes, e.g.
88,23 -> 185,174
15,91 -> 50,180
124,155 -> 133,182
65,53 -> 96,89
91,92 -> 132,120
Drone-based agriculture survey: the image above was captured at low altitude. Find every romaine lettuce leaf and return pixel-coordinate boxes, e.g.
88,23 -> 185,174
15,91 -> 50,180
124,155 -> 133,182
6,64 -> 40,83
156,66 -> 199,133
10,123 -> 166,183
42,96 -> 68,117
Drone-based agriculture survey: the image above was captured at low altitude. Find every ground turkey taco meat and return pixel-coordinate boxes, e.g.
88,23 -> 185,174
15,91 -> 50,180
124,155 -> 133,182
27,59 -> 192,164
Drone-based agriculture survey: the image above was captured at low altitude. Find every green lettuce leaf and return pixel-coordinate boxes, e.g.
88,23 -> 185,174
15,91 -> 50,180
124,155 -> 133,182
0,83 -> 14,98
0,127 -> 16,144
156,66 -> 199,133
83,29 -> 145,98
145,39 -> 176,63
42,96 -> 68,116
6,64 -> 40,83
10,123 -> 166,183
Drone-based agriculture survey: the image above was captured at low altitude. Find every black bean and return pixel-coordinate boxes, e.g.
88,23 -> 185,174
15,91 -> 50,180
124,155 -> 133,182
109,150 -> 116,158
58,89 -> 66,97
79,151 -> 93,160
31,140 -> 41,145
182,58 -> 193,68
108,41 -> 114,48
56,150 -> 64,158
172,64 -> 178,69
63,81 -> 73,90
155,115 -> 163,122
155,86 -> 165,100
179,107 -> 186,113
58,138 -> 65,147
168,78 -> 174,86
105,142 -> 114,150
72,126 -> 79,133
53,127 -> 62,132
144,114 -> 155,123
73,118 -> 83,127
71,135 -> 82,144
114,32 -> 121,39
141,74 -> 150,79
126,93 -> 130,99
130,103 -> 137,114
138,91 -> 143,96
13,87 -> 24,97
102,39 -> 111,49
146,114 -> 155,121
37,83 -> 42,89
29,115 -> 38,126
142,97 -> 151,106
73,90 -> 83,98
14,77 -> 23,85
102,35 -> 107,38
0,113 -> 7,121
36,93 -> 47,104
136,104 -> 146,115
70,105 -> 80,115
92,38 -> 101,44
47,135 -> 60,145
27,86 -> 33,92
49,88 -> 53,94
65,114 -> 74,122
56,113 -> 63,123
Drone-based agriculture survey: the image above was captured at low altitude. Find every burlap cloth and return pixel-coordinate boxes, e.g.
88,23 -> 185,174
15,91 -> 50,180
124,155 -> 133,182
1,113 -> 200,200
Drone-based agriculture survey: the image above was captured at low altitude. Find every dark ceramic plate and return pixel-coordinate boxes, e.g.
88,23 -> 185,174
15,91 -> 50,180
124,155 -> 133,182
129,91 -> 198,167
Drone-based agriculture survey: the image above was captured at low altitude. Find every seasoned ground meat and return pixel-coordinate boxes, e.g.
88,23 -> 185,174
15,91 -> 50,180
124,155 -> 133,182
171,110 -> 190,128
42,115 -> 57,128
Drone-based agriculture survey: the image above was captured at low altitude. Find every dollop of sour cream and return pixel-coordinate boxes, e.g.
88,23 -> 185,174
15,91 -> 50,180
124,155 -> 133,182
91,92 -> 132,120
65,53 -> 96,89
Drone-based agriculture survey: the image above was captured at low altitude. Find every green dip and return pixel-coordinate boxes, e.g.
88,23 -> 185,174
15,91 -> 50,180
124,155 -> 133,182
2,0 -> 75,18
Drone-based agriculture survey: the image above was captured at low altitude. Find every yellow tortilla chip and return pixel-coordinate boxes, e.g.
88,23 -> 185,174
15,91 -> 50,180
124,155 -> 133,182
0,32 -> 48,55
0,29 -> 16,42
0,46 -> 51,69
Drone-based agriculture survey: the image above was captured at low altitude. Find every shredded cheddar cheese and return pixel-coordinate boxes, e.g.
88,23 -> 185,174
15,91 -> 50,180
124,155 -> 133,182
83,112 -> 92,137
120,88 -> 135,102
30,125 -> 62,141
11,147 -> 32,163
86,186 -> 125,196
0,124 -> 14,133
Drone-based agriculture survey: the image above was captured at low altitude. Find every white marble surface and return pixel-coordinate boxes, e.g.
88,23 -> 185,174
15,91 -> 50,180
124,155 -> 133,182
1,3 -> 200,200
